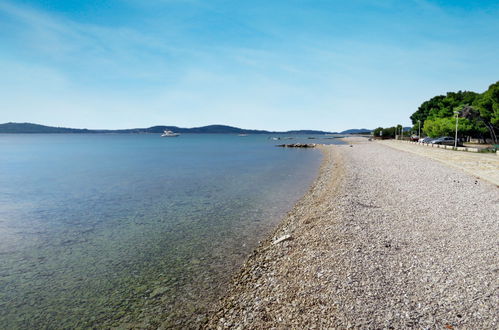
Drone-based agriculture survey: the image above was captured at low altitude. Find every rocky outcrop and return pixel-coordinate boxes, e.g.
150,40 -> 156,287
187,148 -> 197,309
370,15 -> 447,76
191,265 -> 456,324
276,144 -> 316,148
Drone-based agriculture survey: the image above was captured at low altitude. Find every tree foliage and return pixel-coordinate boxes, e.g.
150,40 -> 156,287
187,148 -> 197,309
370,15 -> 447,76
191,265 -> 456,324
471,82 -> 499,142
410,91 -> 478,125
423,117 -> 474,138
373,126 -> 406,138
410,95 -> 445,125
410,82 -> 498,143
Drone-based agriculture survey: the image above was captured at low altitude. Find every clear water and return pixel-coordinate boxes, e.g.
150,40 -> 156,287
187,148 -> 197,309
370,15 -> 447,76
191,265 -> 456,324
0,134 -> 336,328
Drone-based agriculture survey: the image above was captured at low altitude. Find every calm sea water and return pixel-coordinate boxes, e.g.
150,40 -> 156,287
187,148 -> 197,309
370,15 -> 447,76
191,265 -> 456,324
0,133 -> 339,328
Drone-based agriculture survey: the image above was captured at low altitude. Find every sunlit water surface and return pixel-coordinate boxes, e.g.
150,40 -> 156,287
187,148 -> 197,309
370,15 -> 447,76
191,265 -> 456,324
0,134 -> 340,328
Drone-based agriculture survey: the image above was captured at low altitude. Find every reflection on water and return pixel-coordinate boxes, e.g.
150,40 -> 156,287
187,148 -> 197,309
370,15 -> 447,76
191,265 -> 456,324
0,134 -> 335,328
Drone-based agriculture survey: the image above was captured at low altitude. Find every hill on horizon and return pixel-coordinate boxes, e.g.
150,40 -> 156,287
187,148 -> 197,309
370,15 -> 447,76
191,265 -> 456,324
0,122 -> 337,135
339,128 -> 372,134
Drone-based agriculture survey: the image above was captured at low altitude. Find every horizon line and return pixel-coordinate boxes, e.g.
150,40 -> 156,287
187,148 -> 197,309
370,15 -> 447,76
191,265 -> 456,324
1,121 -> 375,133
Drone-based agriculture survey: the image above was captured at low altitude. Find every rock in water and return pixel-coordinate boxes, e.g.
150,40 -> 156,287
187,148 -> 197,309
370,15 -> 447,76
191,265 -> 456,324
276,144 -> 316,148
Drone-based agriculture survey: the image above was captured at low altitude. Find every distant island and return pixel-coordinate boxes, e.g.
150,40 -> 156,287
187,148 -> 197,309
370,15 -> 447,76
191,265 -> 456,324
0,122 -> 372,135
336,128 -> 372,134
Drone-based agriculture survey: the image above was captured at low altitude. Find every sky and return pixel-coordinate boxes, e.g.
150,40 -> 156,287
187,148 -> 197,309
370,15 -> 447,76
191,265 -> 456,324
1,0 -> 498,131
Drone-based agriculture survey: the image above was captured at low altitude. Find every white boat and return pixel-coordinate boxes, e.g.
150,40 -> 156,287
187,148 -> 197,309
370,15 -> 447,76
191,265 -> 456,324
238,134 -> 248,136
161,130 -> 180,137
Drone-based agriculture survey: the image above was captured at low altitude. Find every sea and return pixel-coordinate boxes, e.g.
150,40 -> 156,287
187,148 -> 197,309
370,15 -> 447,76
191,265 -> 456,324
0,133 -> 342,328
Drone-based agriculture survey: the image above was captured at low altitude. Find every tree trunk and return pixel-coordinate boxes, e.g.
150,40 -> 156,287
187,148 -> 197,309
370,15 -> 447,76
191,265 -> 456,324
485,123 -> 497,144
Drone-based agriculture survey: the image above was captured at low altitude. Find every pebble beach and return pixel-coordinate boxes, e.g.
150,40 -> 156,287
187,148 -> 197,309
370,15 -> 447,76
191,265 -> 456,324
207,137 -> 499,328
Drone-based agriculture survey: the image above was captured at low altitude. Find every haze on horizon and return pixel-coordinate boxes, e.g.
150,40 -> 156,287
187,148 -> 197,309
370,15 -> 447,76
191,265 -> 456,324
1,0 -> 498,132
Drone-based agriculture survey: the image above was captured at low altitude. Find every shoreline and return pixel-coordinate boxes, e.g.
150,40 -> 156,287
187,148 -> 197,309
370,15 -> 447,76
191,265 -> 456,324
206,138 -> 498,328
206,144 -> 345,327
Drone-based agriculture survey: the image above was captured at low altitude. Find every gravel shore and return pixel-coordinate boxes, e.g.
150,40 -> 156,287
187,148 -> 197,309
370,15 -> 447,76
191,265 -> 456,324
379,139 -> 499,186
207,138 -> 499,328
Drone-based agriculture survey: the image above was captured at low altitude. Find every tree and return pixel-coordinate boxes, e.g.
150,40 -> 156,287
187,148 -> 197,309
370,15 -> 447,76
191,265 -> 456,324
471,81 -> 499,143
373,126 -> 396,138
410,86 -> 499,142
410,95 -> 445,124
410,91 -> 478,125
373,127 -> 383,137
458,105 -> 490,143
423,116 -> 474,138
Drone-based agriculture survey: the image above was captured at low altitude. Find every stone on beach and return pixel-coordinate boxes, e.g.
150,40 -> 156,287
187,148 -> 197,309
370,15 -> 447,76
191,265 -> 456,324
272,234 -> 292,245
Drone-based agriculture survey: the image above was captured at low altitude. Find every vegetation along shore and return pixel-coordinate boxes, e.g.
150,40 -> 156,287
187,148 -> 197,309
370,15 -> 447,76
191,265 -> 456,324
374,81 -> 498,144
206,137 -> 498,328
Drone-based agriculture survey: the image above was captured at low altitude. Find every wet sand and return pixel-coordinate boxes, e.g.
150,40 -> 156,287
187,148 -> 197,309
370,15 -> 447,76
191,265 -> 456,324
206,138 -> 499,328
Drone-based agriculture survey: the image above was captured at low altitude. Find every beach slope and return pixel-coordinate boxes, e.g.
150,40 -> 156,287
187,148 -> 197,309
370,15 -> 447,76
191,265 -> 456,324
207,139 -> 498,328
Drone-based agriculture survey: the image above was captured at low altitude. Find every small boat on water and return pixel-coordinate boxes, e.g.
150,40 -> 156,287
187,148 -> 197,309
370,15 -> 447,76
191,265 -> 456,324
161,130 -> 180,137
238,134 -> 248,136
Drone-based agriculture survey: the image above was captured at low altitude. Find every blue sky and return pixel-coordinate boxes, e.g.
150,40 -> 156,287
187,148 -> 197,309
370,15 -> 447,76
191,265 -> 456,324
1,0 -> 498,131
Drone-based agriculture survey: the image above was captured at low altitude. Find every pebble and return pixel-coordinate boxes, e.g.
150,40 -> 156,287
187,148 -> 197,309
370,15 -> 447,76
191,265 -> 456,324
206,138 -> 499,329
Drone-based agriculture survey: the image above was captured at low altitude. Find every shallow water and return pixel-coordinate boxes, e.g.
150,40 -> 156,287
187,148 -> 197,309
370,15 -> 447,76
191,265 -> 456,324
0,133 -> 338,327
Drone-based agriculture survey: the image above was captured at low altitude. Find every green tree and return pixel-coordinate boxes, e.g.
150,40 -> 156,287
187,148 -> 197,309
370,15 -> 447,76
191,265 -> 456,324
410,86 -> 499,142
423,116 -> 474,138
410,95 -> 445,124
373,126 -> 396,138
411,91 -> 478,125
472,81 -> 499,143
428,91 -> 478,119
